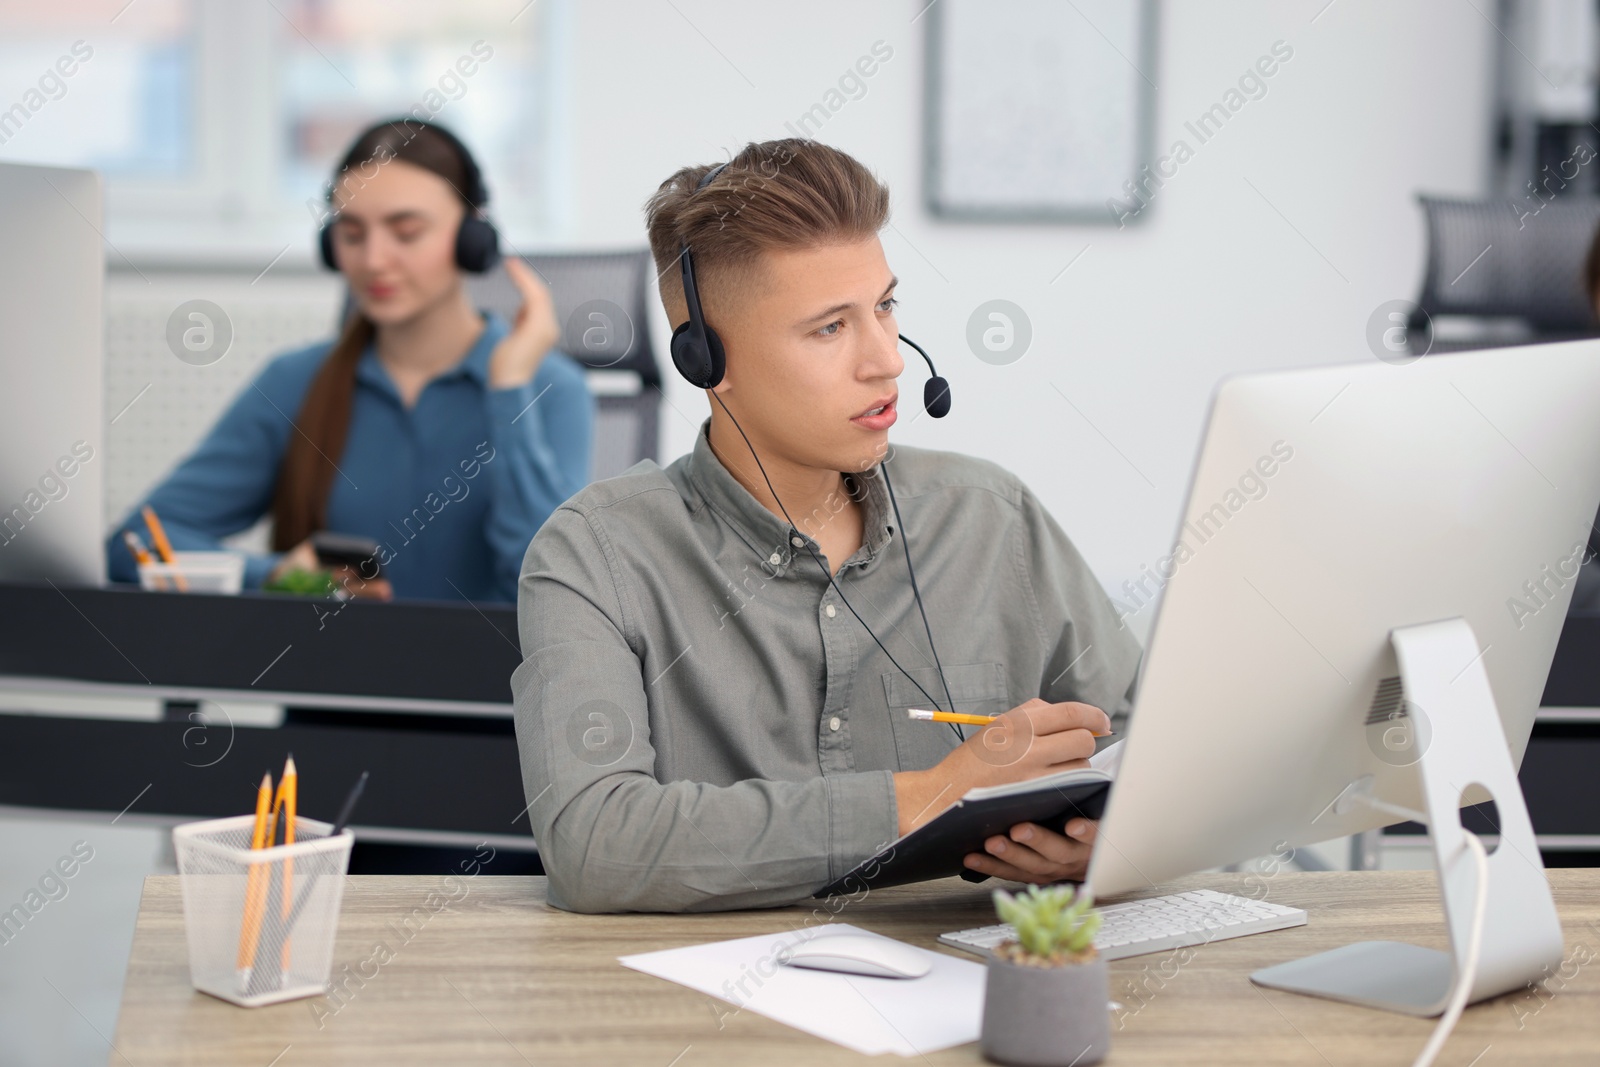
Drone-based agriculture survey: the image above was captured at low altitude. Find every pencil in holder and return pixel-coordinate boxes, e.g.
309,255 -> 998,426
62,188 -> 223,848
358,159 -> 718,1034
172,814 -> 353,1007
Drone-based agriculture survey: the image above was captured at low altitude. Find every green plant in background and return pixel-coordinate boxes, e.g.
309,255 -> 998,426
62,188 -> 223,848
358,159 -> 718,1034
991,883 -> 1101,966
262,568 -> 338,598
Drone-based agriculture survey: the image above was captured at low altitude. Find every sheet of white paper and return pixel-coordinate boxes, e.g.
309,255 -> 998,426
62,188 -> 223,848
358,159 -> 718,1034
618,923 -> 986,1056
1089,738 -> 1125,778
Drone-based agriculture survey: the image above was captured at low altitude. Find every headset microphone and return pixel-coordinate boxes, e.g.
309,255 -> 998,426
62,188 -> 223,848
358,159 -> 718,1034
898,334 -> 951,419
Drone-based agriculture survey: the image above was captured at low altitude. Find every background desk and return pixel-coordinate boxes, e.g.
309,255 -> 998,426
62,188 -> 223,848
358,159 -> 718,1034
7,584 -> 1600,873
112,870 -> 1600,1065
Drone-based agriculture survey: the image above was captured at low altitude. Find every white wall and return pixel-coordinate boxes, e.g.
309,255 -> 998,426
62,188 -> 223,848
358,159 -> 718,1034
547,0 -> 1496,630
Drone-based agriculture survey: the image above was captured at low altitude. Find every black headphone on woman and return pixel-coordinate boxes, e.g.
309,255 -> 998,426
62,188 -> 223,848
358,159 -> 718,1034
317,119 -> 501,274
670,162 -> 951,418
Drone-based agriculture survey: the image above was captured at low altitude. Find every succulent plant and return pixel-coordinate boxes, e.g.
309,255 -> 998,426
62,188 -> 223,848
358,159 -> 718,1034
263,567 -> 338,598
991,883 -> 1101,966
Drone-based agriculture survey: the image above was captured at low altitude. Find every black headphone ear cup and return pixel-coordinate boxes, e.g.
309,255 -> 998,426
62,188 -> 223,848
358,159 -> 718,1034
318,223 -> 338,271
670,321 -> 714,388
701,324 -> 726,388
455,215 -> 500,273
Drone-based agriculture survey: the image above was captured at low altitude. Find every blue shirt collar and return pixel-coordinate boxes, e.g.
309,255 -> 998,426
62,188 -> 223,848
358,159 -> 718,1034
354,309 -> 509,397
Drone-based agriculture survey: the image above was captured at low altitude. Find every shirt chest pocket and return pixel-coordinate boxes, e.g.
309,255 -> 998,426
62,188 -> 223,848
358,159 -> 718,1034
881,661 -> 1010,772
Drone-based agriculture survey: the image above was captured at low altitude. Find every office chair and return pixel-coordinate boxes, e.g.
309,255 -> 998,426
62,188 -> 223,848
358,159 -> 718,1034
1409,193 -> 1600,599
341,249 -> 663,482
472,249 -> 663,482
1410,194 -> 1600,352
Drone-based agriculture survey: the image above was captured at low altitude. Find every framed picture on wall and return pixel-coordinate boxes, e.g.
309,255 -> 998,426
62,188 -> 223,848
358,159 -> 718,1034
923,0 -> 1156,224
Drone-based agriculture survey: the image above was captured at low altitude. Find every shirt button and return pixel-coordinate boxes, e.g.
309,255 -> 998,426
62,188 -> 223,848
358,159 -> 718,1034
829,716 -> 841,731
769,552 -> 781,565
824,603 -> 836,618
791,536 -> 804,547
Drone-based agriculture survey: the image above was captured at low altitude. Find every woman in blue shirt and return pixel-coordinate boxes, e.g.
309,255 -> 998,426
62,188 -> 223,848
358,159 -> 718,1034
106,119 -> 594,603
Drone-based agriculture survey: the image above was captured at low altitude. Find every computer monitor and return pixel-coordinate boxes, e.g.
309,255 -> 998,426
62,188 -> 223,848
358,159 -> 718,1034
1087,337 -> 1600,1012
0,161 -> 105,585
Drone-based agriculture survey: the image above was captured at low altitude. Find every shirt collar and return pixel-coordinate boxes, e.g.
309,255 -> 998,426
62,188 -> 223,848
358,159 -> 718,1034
685,419 -> 896,576
355,308 -> 509,396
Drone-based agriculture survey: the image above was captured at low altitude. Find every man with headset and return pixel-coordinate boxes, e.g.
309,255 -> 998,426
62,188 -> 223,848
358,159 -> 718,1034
511,139 -> 1141,913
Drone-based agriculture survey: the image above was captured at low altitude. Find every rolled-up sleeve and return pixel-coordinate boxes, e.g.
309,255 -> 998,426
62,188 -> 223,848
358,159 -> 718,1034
511,504 -> 900,914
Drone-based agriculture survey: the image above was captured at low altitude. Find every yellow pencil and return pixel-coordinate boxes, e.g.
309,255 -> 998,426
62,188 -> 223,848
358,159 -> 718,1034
123,530 -> 164,592
236,773 -> 273,985
907,708 -> 1112,737
140,505 -> 188,592
276,756 -> 297,976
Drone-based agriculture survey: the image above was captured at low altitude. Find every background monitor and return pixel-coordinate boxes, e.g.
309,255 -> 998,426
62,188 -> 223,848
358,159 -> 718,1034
0,161 -> 104,586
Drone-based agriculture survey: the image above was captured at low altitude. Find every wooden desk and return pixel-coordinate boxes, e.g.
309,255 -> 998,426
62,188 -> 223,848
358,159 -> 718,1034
112,870 -> 1600,1065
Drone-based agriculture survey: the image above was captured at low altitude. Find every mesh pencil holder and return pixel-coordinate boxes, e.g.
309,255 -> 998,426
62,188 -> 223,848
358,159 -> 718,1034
172,814 -> 353,1007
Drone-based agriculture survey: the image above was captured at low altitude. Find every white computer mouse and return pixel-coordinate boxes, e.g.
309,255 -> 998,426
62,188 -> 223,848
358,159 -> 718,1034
775,934 -> 933,979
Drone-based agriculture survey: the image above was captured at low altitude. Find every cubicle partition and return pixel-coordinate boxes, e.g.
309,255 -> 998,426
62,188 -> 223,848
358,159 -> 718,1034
0,581 -> 537,874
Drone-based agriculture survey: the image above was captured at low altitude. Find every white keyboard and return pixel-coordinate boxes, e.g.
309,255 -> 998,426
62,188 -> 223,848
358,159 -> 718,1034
939,888 -> 1306,961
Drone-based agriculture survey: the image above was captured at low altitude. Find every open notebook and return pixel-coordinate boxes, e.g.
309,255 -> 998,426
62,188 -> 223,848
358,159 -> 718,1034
813,763 -> 1113,897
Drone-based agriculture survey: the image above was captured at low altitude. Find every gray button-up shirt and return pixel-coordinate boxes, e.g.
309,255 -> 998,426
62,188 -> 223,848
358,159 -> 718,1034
511,420 -> 1142,913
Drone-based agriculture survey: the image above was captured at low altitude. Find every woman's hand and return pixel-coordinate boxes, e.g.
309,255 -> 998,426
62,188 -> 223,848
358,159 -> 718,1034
267,539 -> 320,582
488,257 -> 561,390
331,563 -> 393,601
268,538 -> 393,601
962,818 -> 1098,884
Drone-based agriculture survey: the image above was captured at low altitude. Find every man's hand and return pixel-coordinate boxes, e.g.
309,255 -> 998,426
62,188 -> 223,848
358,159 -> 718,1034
890,697 -> 1110,837
963,817 -> 1098,884
487,257 -> 560,390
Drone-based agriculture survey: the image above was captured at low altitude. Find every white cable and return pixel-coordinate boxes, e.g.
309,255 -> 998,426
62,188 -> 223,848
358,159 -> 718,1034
1411,830 -> 1489,1067
1336,784 -> 1491,1067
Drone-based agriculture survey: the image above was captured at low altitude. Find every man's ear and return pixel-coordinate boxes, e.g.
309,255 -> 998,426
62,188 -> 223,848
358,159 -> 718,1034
662,302 -> 731,394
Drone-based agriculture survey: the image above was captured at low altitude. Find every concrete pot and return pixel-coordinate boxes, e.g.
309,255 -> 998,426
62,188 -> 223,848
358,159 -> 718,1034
979,950 -> 1110,1067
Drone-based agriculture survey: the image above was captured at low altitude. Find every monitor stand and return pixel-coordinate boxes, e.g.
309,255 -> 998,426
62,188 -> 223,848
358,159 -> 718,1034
1251,617 -> 1565,1016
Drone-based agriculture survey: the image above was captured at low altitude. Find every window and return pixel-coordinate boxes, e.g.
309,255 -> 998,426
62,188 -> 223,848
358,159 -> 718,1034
0,0 -> 565,259
0,0 -> 194,176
